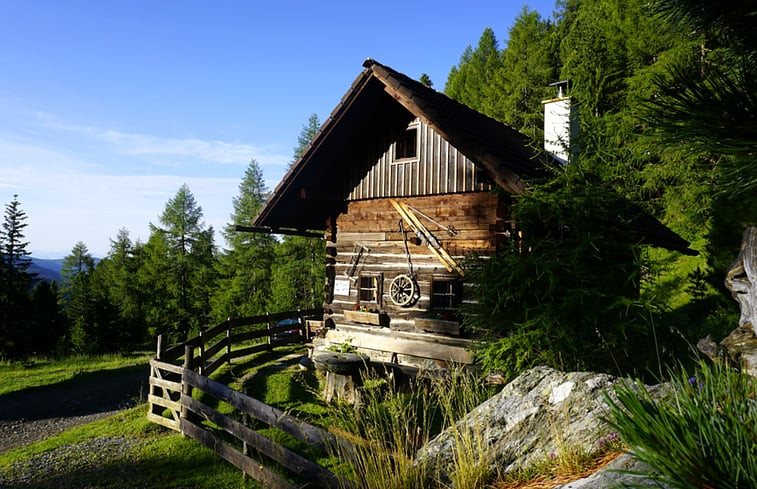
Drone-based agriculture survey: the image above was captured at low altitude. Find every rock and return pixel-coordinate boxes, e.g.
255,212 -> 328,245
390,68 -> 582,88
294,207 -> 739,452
415,366 -> 666,486
550,453 -> 669,489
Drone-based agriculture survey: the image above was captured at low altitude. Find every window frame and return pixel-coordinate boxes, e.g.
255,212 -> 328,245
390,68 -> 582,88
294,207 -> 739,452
357,273 -> 383,305
393,126 -> 419,162
430,278 -> 463,311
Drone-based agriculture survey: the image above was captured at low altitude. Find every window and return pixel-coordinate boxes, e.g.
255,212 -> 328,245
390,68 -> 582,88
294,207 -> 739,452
358,274 -> 382,304
394,128 -> 418,160
431,280 -> 462,310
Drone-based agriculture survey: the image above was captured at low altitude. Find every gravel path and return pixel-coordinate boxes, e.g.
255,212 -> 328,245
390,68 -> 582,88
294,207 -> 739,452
0,367 -> 149,454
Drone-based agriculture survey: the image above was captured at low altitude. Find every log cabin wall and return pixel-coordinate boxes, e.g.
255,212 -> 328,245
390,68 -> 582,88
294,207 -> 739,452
325,192 -> 509,335
345,119 -> 495,199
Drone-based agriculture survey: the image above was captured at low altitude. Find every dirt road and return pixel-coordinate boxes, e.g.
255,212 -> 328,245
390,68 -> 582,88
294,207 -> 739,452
0,366 -> 149,453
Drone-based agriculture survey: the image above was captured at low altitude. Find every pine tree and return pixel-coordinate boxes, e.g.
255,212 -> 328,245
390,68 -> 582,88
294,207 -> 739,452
28,281 -> 65,356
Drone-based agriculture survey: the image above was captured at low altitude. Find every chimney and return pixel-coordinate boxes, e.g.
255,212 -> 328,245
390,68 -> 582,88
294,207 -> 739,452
542,80 -> 577,164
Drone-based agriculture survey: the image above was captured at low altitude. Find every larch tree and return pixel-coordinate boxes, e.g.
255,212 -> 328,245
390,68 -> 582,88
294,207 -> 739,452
146,184 -> 217,337
268,114 -> 326,312
499,7 -> 559,137
94,228 -> 147,348
445,28 -> 506,121
60,241 -> 97,352
212,159 -> 276,321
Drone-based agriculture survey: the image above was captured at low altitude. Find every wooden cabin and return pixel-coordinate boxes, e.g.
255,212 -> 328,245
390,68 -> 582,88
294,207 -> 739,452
252,59 -> 692,370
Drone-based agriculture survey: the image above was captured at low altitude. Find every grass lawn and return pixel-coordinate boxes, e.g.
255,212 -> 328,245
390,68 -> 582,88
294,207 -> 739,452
0,352 -> 154,396
0,405 -> 262,488
0,345 -> 330,488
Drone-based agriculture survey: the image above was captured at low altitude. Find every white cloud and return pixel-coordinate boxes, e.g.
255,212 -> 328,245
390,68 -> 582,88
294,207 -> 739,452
30,111 -> 290,168
0,125 -> 285,257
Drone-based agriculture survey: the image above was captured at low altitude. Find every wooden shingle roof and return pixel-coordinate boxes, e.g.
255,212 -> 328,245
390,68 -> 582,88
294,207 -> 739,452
252,59 -> 546,232
251,59 -> 695,255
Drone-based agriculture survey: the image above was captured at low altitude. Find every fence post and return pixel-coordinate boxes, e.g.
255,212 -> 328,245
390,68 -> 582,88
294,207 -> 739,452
180,345 -> 193,436
297,309 -> 304,340
266,312 -> 273,352
242,412 -> 251,481
198,330 -> 205,376
156,334 -> 163,360
226,318 -> 232,365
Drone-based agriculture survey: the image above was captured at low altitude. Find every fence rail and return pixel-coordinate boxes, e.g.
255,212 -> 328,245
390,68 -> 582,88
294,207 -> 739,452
147,308 -> 348,489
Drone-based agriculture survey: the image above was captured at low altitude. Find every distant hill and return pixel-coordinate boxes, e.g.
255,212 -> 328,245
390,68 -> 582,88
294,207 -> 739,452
29,258 -> 64,283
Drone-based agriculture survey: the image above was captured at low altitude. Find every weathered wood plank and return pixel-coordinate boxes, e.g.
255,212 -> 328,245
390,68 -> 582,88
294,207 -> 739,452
325,328 -> 472,364
148,394 -> 181,412
149,359 -> 183,375
229,343 -> 270,359
228,329 -> 268,344
204,338 -> 227,360
181,418 -> 298,489
147,412 -> 180,432
182,396 -> 343,489
202,354 -> 228,377
149,376 -> 181,393
201,321 -> 230,342
182,369 -> 335,452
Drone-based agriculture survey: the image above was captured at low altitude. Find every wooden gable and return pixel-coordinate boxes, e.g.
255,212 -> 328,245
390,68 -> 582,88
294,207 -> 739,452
344,119 -> 495,200
253,59 -> 545,234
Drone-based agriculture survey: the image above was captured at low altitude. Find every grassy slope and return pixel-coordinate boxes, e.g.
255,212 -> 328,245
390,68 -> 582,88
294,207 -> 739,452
0,352 -> 153,396
0,346 -> 331,488
0,405 -> 260,488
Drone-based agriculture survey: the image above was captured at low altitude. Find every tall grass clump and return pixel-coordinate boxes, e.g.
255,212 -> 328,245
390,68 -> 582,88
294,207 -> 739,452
329,367 -> 494,489
427,368 -> 495,489
605,360 -> 757,489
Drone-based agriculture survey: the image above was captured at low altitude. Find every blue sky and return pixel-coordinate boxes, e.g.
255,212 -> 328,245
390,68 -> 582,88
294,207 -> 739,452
0,0 -> 556,258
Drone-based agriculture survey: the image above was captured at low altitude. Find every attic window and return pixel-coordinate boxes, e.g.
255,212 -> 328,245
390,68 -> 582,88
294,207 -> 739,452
394,128 -> 418,160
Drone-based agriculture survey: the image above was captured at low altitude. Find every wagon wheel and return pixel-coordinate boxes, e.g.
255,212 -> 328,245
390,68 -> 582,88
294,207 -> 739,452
390,274 -> 417,307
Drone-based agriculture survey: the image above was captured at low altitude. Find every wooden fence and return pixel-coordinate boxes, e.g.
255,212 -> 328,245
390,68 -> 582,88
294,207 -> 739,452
147,309 -> 347,489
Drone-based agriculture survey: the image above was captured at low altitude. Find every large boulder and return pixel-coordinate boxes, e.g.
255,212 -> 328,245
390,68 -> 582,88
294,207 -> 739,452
550,453 -> 667,488
415,366 -> 667,485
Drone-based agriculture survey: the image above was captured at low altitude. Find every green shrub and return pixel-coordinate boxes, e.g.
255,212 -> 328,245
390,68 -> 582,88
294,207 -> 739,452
605,360 -> 757,488
464,164 -> 667,379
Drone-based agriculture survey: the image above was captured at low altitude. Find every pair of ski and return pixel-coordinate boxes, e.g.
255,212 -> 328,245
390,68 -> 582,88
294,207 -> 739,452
389,199 -> 464,277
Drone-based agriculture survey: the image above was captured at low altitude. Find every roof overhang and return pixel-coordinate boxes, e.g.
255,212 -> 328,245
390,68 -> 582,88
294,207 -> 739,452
253,59 -> 547,232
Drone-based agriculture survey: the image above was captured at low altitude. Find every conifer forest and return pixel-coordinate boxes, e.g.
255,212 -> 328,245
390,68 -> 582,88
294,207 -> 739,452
1,0 -> 754,380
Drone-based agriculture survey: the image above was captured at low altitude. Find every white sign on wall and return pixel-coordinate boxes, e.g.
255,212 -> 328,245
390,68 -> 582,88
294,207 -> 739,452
334,279 -> 351,296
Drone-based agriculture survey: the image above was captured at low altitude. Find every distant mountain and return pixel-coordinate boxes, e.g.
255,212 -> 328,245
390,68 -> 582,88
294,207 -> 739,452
29,258 -> 64,283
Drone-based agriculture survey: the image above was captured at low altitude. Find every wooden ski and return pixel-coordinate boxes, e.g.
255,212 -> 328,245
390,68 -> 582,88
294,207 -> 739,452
389,199 -> 465,276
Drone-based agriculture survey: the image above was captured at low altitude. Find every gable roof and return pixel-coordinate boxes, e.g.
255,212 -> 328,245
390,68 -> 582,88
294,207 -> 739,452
252,59 -> 695,256
253,59 -> 547,232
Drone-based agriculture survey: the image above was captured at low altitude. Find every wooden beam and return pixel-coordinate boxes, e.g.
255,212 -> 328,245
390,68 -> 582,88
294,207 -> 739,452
234,225 -> 323,238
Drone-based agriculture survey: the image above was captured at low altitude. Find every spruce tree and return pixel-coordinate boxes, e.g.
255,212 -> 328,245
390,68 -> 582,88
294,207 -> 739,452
0,195 -> 35,356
